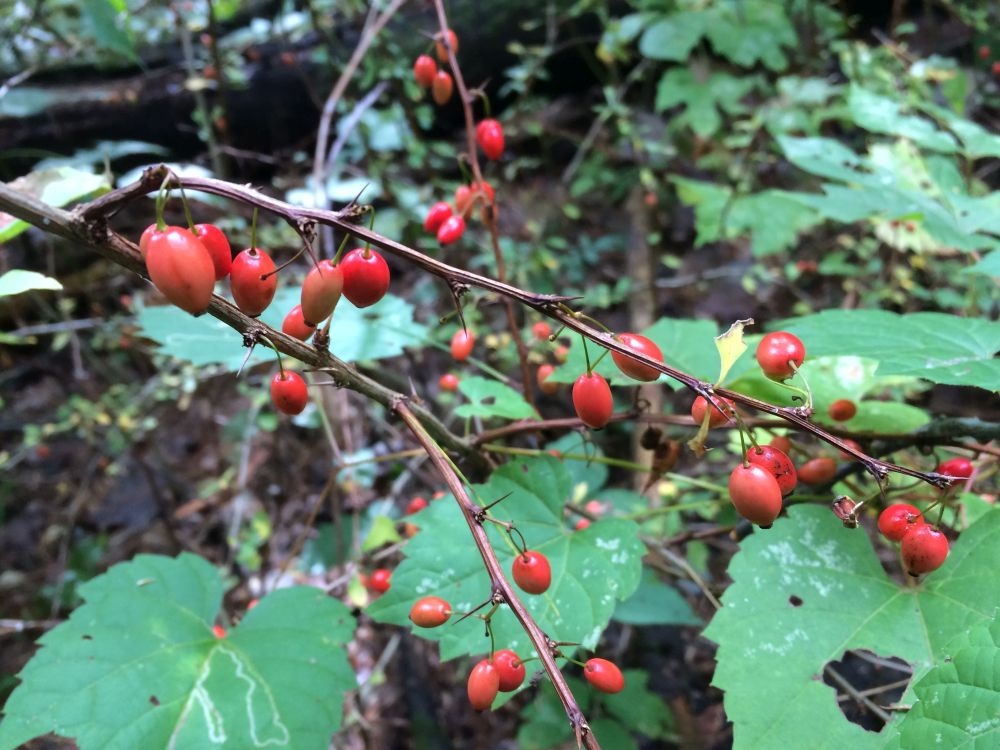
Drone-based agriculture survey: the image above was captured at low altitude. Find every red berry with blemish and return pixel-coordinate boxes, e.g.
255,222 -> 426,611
230,247 -> 277,316
756,331 -> 806,380
340,247 -> 390,308
878,503 -> 924,542
584,658 -> 625,694
281,304 -> 316,341
194,223 -> 233,280
901,524 -> 949,575
450,329 -> 475,361
476,118 -> 505,160
300,259 -> 344,325
512,550 -> 551,595
270,371 -> 308,415
572,372 -> 613,429
610,333 -> 663,381
746,444 -> 797,496
728,463 -> 783,527
691,395 -> 736,428
467,659 -> 499,711
494,649 -> 526,692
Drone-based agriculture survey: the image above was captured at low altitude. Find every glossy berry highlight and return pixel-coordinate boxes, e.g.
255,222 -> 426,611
584,658 -> 624,694
145,226 -> 216,315
300,259 -> 344,325
281,304 -> 316,341
369,568 -> 391,593
409,596 -> 452,628
230,247 -> 277,316
194,223 -> 233,280
756,331 -> 806,380
937,457 -> 973,484
270,371 -> 308,415
610,333 -> 663,381
494,649 -> 526,692
437,214 -> 465,245
572,372 -> 613,429
512,550 -> 551,595
467,659 -> 499,711
340,248 -> 390,308
728,463 -> 783,527
424,201 -> 453,233
413,54 -> 437,87
432,70 -> 453,105
878,504 -> 923,542
476,118 -> 505,160
450,329 -> 475,361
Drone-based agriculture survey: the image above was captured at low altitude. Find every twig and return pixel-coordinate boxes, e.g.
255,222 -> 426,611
825,665 -> 893,723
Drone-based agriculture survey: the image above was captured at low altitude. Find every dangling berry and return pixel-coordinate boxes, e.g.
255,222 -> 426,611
746,444 -> 797,496
494,649 -> 526,692
138,223 -> 157,257
728,464 -> 783,527
756,331 -> 806,380
937,457 -> 973,485
231,247 -> 277,316
467,659 -> 499,711
194,223 -> 233,280
409,595 -> 452,627
439,373 -> 460,392
145,226 -> 216,315
532,321 -> 552,341
450,329 -> 475,361
798,457 -> 837,485
828,399 -> 857,421
340,248 -> 390,308
300,259 -> 344,325
572,372 -> 613,429
584,658 -> 625,694
270,371 -> 308,415
878,503 -> 924,542
212,625 -> 227,639
554,345 -> 569,363
769,435 -> 792,454
413,54 -> 437,87
901,524 -> 949,575
369,568 -> 391,593
437,214 -> 465,245
574,518 -> 591,531
424,201 -> 453,233
406,496 -> 428,515
454,185 -> 472,214
455,182 -> 495,221
476,118 -> 505,160
435,28 -> 458,61
690,395 -> 736,428
611,333 -> 664,381
537,364 -> 558,396
281,304 -> 316,341
512,550 -> 551,595
432,70 -> 453,105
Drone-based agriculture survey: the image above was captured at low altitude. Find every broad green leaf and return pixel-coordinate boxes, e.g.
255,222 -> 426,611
518,677 -> 590,750
0,554 -> 356,750
81,0 -> 136,59
895,614 -> 1000,748
777,136 -> 872,183
656,68 -> 756,136
704,0 -> 797,71
704,506 -> 1000,750
546,434 -> 608,500
0,168 -> 110,243
602,669 -> 677,741
638,12 -> 707,62
613,569 -> 701,626
847,87 -> 958,153
367,456 -> 644,662
137,288 -> 428,370
966,249 -> 1000,278
455,376 -> 537,420
0,270 -> 62,297
816,401 -> 931,434
777,311 -> 1000,391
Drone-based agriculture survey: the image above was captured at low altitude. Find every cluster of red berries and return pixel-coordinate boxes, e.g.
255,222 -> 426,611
978,44 -> 1000,76
570,333 -> 665,429
413,29 -> 459,104
139,217 -> 391,417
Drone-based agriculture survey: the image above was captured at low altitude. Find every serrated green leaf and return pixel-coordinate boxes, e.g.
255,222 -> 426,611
0,554 -> 356,750
455,376 -> 537,420
703,0 -> 797,71
656,68 -> 756,136
137,288 -> 428,370
704,506 -> 1000,749
613,569 -> 701,626
0,270 -> 62,297
638,12 -> 707,61
81,0 -> 136,59
896,614 -> 1000,747
848,86 -> 959,153
367,457 -> 644,662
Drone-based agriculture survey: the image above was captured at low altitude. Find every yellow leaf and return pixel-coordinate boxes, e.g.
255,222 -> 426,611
715,318 -> 754,385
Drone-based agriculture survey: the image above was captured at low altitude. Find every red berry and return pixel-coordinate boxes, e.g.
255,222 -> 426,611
611,333 -> 663,381
432,70 -> 453,105
230,247 -> 277,316
494,649 -> 526,692
798,457 -> 837,485
584,500 -> 604,515
340,248 -> 390,308
439,373 -> 459,392
138,223 -> 157,257
554,345 -> 569,363
194,223 -> 233,280
993,61 -> 1000,76
424,201 -> 453,233
532,321 -> 552,341
980,44 -> 991,60
476,118 -> 505,160
537,364 -> 558,396
432,490 -> 446,500
455,182 -> 495,221
572,372 -> 613,429
369,568 -> 391,593
467,659 -> 499,711
413,54 -> 437,87
901,524 -> 949,575
212,625 -> 226,639
145,226 -> 216,315
437,214 -> 465,245
828,399 -> 857,421
454,185 -> 472,214
937,457 -> 973,484
450,329 -> 475,361
769,435 -> 792,454
839,438 -> 862,461
877,503 -> 924,542
746,445 -> 797,496
281,304 -> 316,341
247,598 -> 258,610
409,595 -> 452,627
584,658 -> 624,694
574,518 -> 591,531
512,550 -> 551,595
690,395 -> 736,428
300,259 -> 344,325
406,496 -> 428,515
728,463 -> 783,527
435,29 -> 458,61
270,371 -> 308,415
756,331 -> 806,380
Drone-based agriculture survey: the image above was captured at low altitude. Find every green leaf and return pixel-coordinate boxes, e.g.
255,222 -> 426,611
0,554 -> 356,750
819,401 -> 931,434
777,136 -> 872,183
361,515 -> 402,552
705,506 -> 1000,749
777,311 -> 1000,391
367,456 -> 644,662
81,0 -> 136,59
656,68 -> 756,137
0,270 -> 62,298
638,12 -> 707,62
966,249 -> 1000,278
613,569 -> 701,626
137,288 -> 428,370
603,669 -> 676,740
704,0 -> 797,71
896,614 -> 1000,748
847,86 -> 959,153
0,168 -> 110,243
455,376 -> 537,420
